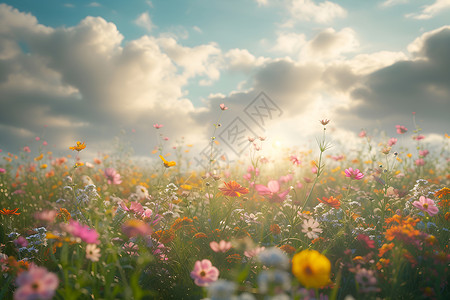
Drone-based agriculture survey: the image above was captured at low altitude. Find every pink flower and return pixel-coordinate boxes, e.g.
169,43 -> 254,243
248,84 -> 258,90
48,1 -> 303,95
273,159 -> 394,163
290,155 -> 301,166
0,168 -> 6,174
415,158 -> 425,166
396,125 -> 408,134
358,130 -> 366,138
120,201 -> 144,216
413,135 -> 425,141
63,220 -> 100,244
412,196 -> 439,216
311,166 -> 318,174
190,259 -> 219,287
210,240 -> 232,253
122,219 -> 152,238
254,180 -> 289,203
153,123 -> 163,129
357,234 -> 375,249
104,168 -> 122,185
419,150 -> 429,157
344,168 -> 364,180
219,103 -> 228,110
244,246 -> 265,258
23,146 -> 31,153
331,155 -> 344,161
35,137 -> 40,141
388,138 -> 397,146
34,210 -> 57,223
42,141 -> 48,146
279,174 -> 293,183
14,236 -> 29,248
14,266 -> 59,300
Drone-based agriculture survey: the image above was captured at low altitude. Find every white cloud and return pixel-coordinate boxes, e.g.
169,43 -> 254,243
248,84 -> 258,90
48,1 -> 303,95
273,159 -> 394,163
225,48 -> 267,72
135,11 -> 154,32
192,26 -> 202,33
289,0 -> 347,23
380,0 -> 408,8
255,0 -> 269,6
271,32 -> 306,54
87,2 -> 101,8
406,0 -> 450,19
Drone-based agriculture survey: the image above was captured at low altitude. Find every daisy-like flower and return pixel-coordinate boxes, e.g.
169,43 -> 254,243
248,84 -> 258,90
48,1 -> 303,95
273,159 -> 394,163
14,265 -> 59,300
301,218 -> 322,239
210,240 -> 232,253
153,123 -> 163,129
344,167 -> 364,180
254,180 -> 289,203
319,119 -> 330,126
0,208 -> 20,215
292,249 -> 331,289
190,259 -> 219,287
104,168 -> 122,185
317,196 -> 341,209
388,137 -> 397,146
159,155 -> 176,168
219,181 -> 249,197
412,196 -> 439,216
86,244 -> 101,262
69,141 -> 86,152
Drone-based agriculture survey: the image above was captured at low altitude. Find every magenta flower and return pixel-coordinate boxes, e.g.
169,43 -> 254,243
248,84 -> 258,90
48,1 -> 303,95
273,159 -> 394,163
120,201 -> 144,216
396,125 -> 408,134
419,150 -> 429,157
358,130 -> 366,138
14,266 -> 59,300
413,135 -> 425,141
190,259 -> 219,287
63,220 -> 100,244
104,168 -> 122,185
14,236 -> 29,248
290,155 -> 301,166
0,168 -> 6,174
344,168 -> 364,180
210,240 -> 232,253
388,138 -> 397,146
23,146 -> 31,153
153,123 -> 163,129
254,180 -> 289,203
415,158 -> 425,166
219,103 -> 228,110
412,196 -> 439,216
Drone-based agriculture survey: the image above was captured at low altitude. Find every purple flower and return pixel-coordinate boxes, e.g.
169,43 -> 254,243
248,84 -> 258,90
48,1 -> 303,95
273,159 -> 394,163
104,168 -> 122,185
344,167 -> 364,180
190,259 -> 219,287
14,266 -> 59,300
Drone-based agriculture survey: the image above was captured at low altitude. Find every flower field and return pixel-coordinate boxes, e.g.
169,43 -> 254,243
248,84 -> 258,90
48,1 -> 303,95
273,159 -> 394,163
0,113 -> 449,300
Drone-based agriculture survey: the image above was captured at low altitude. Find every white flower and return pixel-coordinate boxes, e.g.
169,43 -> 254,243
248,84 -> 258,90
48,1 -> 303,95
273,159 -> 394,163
136,185 -> 149,200
301,218 -> 322,239
86,244 -> 101,262
258,247 -> 289,269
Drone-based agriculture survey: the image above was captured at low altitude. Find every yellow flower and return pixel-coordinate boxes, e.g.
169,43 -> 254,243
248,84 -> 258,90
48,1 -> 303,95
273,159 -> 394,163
292,249 -> 331,288
69,141 -> 86,152
40,164 -> 47,169
159,155 -> 176,168
34,153 -> 44,161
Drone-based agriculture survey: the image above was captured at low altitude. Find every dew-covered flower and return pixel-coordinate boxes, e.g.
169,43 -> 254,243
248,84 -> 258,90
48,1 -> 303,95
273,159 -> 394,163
412,196 -> 439,216
301,218 -> 323,239
190,259 -> 219,287
14,266 -> 59,300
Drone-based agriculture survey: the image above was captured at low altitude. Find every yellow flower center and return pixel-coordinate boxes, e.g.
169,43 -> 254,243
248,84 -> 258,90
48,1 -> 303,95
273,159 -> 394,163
423,203 -> 428,209
200,271 -> 206,277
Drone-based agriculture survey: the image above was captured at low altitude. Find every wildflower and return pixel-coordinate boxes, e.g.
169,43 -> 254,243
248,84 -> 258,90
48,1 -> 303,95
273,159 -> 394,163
23,146 -> 31,152
357,234 -> 375,249
395,125 -> 408,134
122,219 -> 152,238
14,265 -> 59,300
190,259 -> 219,287
171,217 -> 194,231
34,210 -> 57,223
317,196 -> 341,209
210,240 -> 232,253
435,187 -> 450,199
123,242 -> 139,256
258,247 -> 289,269
270,224 -> 281,235
419,150 -> 429,157
159,155 -> 176,168
301,218 -> 323,239
355,267 -> 380,293
104,168 -> 122,184
279,244 -> 296,254
244,246 -> 265,258
219,181 -> 249,197
219,103 -> 228,110
153,123 -> 163,129
358,130 -> 366,138
69,141 -> 86,152
0,168 -> 5,174
207,279 -> 236,300
63,220 -> 100,244
292,249 -> 331,288
86,244 -> 101,262
56,208 -> 71,221
415,158 -> 425,166
34,153 -> 44,161
1,208 -> 20,215
412,196 -> 439,216
152,229 -> 176,244
413,134 -> 425,141
14,236 -> 29,248
388,138 -> 397,146
319,119 -> 330,126
344,167 -> 364,180
290,155 -> 301,166
254,180 -> 289,203
119,201 -> 144,216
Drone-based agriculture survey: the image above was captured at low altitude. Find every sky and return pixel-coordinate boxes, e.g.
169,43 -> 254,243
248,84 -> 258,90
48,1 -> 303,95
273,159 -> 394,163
0,0 -> 449,166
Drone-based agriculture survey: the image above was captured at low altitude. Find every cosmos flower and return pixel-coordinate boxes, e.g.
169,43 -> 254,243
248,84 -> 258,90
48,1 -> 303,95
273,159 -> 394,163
153,123 -> 163,129
219,103 -> 228,110
63,220 -> 100,244
388,138 -> 397,146
210,240 -> 232,253
159,155 -> 176,168
190,259 -> 219,287
301,218 -> 323,239
14,266 -> 59,300
292,249 -> 331,288
254,180 -> 289,203
219,181 -> 249,197
104,168 -> 122,185
69,141 -> 86,152
317,196 -> 341,209
412,196 -> 439,216
86,244 -> 101,262
344,167 -> 364,180
319,119 -> 330,126
396,125 -> 408,134
122,219 -> 152,238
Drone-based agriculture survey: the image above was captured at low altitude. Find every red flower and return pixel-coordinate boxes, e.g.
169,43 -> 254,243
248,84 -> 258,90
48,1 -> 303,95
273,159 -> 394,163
0,208 -> 20,215
219,181 -> 249,197
317,196 -> 341,209
357,234 -> 375,249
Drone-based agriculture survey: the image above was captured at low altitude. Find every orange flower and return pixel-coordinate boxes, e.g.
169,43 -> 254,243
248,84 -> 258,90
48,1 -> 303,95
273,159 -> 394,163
171,217 -> 194,231
270,224 -> 281,235
317,196 -> 341,209
56,208 -> 71,221
435,187 -> 450,199
0,208 -> 20,215
159,155 -> 176,168
194,232 -> 208,239
69,141 -> 86,152
152,229 -> 176,244
279,244 -> 296,254
219,181 -> 249,197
